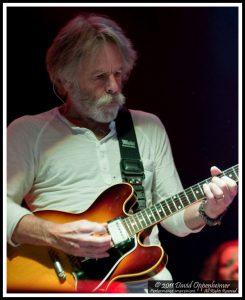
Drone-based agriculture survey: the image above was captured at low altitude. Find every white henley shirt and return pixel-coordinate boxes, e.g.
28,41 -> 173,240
7,107 -> 202,281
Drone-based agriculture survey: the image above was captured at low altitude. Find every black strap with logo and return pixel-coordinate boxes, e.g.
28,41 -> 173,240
115,106 -> 146,212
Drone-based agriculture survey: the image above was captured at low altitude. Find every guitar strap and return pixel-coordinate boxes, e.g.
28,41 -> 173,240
115,106 -> 146,212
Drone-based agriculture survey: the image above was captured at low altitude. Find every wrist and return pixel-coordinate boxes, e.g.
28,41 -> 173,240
198,201 -> 227,226
43,221 -> 60,246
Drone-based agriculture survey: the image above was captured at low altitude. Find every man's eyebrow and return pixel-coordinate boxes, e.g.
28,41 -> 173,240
90,70 -> 106,76
90,68 -> 104,74
90,67 -> 124,76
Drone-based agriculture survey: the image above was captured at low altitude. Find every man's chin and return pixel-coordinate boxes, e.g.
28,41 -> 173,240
91,108 -> 120,123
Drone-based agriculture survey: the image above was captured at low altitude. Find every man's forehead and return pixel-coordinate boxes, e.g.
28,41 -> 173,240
90,66 -> 123,75
84,43 -> 124,73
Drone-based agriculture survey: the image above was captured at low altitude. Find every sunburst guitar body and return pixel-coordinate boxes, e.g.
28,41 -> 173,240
7,183 -> 166,293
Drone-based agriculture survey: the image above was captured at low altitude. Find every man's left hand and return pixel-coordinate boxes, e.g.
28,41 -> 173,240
202,166 -> 238,218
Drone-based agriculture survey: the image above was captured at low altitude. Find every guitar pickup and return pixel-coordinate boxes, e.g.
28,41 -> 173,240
107,219 -> 129,246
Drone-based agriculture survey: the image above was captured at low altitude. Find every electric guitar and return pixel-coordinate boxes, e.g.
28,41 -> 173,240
7,165 -> 238,293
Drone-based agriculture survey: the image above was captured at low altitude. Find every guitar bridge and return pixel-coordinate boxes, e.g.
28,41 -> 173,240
107,218 -> 130,245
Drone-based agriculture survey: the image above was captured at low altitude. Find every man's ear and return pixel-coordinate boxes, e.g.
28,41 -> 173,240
56,79 -> 71,99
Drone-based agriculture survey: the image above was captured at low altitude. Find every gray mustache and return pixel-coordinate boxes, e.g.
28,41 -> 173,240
97,93 -> 125,107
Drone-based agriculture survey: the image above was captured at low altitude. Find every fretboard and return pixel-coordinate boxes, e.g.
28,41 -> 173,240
122,164 -> 238,237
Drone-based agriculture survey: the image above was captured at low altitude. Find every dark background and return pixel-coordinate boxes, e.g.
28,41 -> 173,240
7,6 -> 239,281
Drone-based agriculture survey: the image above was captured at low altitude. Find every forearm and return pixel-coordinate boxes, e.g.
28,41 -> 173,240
11,214 -> 55,247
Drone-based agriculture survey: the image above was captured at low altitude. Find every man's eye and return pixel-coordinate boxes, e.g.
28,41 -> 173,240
95,74 -> 106,80
115,72 -> 122,77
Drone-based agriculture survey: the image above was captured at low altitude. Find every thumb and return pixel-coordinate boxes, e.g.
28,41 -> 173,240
93,223 -> 108,234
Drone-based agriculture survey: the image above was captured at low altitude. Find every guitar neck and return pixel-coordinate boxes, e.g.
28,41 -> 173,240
122,165 -> 238,236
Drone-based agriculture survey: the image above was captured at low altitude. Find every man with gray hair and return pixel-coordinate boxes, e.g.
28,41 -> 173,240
7,13 -> 237,293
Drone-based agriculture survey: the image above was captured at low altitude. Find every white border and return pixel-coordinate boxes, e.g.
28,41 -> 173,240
2,2 -> 242,298
3,3 -> 7,298
2,2 -> 243,7
238,2 -> 243,297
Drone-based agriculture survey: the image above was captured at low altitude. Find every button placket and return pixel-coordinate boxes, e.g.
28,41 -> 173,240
96,142 -> 112,184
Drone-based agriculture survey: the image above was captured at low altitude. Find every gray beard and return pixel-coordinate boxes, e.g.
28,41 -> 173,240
71,89 -> 126,123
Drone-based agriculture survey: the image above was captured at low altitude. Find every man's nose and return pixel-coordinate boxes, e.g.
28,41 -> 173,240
106,74 -> 119,94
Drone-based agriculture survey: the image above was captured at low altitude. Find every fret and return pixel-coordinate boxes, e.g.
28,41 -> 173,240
131,218 -> 140,233
127,217 -> 137,234
178,191 -> 189,207
132,214 -> 142,232
170,198 -> 178,211
190,184 -> 204,201
125,218 -> 134,236
198,183 -> 205,197
156,203 -> 166,219
233,165 -> 238,179
166,201 -> 174,214
166,199 -> 177,213
137,211 -> 148,228
184,190 -> 191,204
185,188 -> 196,204
141,209 -> 151,226
134,214 -> 143,231
166,201 -> 173,215
224,167 -> 238,181
172,194 -> 184,210
141,212 -> 149,227
152,206 -> 161,221
146,207 -> 157,223
161,201 -> 171,216
186,190 -> 191,204
122,219 -> 133,236
190,186 -> 198,201
127,217 -> 138,234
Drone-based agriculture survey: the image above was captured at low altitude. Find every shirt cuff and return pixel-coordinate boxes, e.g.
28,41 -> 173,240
160,209 -> 205,237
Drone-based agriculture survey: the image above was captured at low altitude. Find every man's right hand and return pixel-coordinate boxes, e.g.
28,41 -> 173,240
11,214 -> 112,258
48,219 -> 113,258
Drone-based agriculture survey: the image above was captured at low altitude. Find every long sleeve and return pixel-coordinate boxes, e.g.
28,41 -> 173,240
132,111 -> 203,238
7,117 -> 36,245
